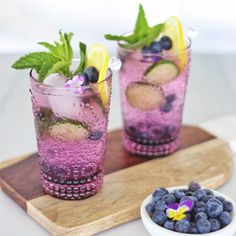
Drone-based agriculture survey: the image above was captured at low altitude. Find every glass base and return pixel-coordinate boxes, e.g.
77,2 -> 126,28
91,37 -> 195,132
122,134 -> 180,157
40,171 -> 103,200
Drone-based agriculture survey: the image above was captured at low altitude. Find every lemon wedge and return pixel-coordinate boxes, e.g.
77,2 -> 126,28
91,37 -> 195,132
87,43 -> 110,107
163,16 -> 187,70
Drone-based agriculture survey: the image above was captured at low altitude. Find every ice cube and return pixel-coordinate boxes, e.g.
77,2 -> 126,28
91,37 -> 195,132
44,73 -> 68,87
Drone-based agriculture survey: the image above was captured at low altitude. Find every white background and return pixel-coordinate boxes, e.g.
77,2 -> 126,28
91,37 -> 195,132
0,0 -> 236,54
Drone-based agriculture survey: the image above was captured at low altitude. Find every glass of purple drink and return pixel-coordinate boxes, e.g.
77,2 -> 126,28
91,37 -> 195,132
118,41 -> 191,157
30,69 -> 112,200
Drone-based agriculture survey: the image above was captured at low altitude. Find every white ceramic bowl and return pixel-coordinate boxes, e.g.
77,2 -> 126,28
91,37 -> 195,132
141,186 -> 236,236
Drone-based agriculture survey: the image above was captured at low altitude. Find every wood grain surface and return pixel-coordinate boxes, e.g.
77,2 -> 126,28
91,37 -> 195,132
0,126 -> 233,236
27,138 -> 233,236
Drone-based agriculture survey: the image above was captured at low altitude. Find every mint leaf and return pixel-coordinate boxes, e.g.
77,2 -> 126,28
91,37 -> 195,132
73,42 -> 86,75
47,61 -> 71,77
104,4 -> 163,49
104,34 -> 137,43
134,4 -> 149,38
12,52 -> 58,73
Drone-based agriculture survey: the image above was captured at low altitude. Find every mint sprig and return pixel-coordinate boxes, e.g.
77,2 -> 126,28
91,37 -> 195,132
12,31 -> 86,82
73,42 -> 87,75
104,4 -> 163,49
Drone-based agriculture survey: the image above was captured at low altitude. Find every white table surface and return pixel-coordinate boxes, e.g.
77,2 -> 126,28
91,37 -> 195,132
0,53 -> 236,236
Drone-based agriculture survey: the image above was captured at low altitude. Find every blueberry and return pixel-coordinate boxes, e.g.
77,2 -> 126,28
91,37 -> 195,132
223,201 -> 233,212
35,111 -> 44,120
173,189 -> 185,199
141,45 -> 152,54
155,200 -> 166,211
175,219 -> 190,233
180,196 -> 197,205
160,103 -> 172,113
163,220 -> 175,231
202,195 -> 214,203
206,198 -> 223,217
152,211 -> 167,225
89,130 -> 103,140
185,191 -> 193,196
162,194 -> 176,205
166,94 -> 176,103
79,73 -> 89,86
84,66 -> 99,83
185,213 -> 192,221
150,41 -> 163,53
196,219 -> 211,234
203,189 -> 214,196
215,196 -> 226,203
145,203 -> 155,215
160,36 -> 172,50
219,211 -> 232,226
194,201 -> 207,213
152,188 -> 169,201
209,218 -> 221,232
189,222 -> 198,233
195,212 -> 208,221
188,182 -> 201,192
193,189 -> 206,200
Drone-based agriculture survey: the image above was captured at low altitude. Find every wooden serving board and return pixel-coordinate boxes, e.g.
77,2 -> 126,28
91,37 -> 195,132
0,126 -> 233,236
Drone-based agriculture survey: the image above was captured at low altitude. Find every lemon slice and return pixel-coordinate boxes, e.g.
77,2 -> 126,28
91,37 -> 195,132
163,16 -> 186,70
87,43 -> 109,107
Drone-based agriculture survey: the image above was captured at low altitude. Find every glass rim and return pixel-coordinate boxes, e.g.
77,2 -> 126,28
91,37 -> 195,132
30,63 -> 112,92
117,31 -> 191,55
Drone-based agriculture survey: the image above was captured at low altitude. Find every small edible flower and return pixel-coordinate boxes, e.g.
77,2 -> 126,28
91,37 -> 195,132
166,199 -> 193,221
64,75 -> 86,94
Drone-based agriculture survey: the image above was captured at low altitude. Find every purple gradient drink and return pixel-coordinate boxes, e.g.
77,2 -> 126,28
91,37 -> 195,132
105,5 -> 191,157
12,32 -> 112,199
30,71 -> 112,199
118,47 -> 190,156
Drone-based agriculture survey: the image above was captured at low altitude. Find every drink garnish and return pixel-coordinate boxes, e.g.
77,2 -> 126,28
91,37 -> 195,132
104,4 -> 163,49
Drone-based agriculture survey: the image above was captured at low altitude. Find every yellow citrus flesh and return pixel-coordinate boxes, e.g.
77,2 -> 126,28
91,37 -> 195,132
86,43 -> 109,107
163,16 -> 187,70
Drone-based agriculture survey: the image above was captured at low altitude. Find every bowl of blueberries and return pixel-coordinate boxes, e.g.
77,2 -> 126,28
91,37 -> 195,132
141,182 -> 236,235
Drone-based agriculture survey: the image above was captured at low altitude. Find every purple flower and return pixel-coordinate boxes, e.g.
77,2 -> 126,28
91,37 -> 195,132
64,75 -> 85,94
166,199 -> 193,221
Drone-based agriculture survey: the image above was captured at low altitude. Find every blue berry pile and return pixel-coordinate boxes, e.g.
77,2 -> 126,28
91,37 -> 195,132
145,182 -> 233,234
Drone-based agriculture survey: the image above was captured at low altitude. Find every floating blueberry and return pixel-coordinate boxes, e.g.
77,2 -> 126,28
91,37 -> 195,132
189,222 -> 198,233
160,36 -> 172,50
141,45 -> 152,54
195,212 -> 208,221
206,198 -> 223,217
175,219 -> 190,233
152,188 -> 169,201
89,130 -> 103,140
162,193 -> 176,205
194,201 -> 207,213
223,201 -> 233,213
173,189 -> 185,199
164,220 -> 175,231
219,211 -> 232,226
209,218 -> 221,232
166,94 -> 176,103
155,200 -> 166,211
84,66 -> 99,83
196,219 -> 211,234
152,211 -> 167,225
160,103 -> 172,113
193,189 -> 206,200
145,203 -> 155,215
188,182 -> 201,192
150,41 -> 163,53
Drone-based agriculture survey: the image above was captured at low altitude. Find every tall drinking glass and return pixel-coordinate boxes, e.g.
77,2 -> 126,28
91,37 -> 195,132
118,39 -> 191,156
30,70 -> 112,200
